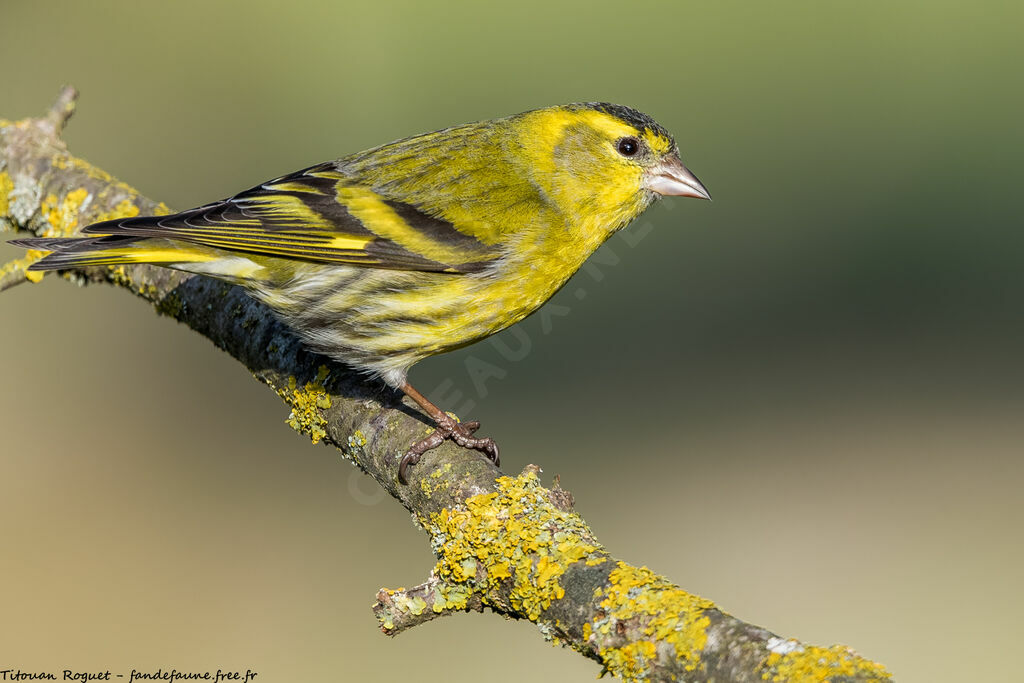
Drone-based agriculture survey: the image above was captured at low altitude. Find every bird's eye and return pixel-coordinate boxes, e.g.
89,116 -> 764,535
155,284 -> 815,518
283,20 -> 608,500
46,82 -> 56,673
616,137 -> 640,157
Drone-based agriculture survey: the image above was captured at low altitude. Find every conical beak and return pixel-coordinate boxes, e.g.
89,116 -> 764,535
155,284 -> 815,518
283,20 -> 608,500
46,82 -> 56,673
645,155 -> 711,200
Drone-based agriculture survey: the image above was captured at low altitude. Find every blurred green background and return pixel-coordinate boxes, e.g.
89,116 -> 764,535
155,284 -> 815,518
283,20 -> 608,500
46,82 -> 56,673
2,1 -> 1022,681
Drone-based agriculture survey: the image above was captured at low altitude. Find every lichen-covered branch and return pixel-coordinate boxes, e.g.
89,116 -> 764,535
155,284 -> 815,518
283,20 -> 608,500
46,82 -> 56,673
1,89 -> 892,683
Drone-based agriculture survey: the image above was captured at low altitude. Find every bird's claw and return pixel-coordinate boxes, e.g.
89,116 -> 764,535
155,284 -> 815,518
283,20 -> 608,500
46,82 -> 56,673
398,414 -> 499,484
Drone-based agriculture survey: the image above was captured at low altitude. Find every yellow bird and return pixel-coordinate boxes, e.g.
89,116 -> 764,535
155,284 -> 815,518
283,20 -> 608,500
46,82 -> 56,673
13,102 -> 710,482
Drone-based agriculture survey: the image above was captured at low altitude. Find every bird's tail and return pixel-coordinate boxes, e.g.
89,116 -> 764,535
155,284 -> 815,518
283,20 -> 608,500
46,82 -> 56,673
10,235 -> 227,271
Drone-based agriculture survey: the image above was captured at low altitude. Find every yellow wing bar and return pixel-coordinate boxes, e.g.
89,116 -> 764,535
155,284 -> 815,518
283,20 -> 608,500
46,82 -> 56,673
73,163 -> 498,273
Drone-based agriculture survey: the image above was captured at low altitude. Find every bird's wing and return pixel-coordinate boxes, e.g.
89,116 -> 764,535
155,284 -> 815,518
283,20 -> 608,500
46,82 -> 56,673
80,163 -> 498,274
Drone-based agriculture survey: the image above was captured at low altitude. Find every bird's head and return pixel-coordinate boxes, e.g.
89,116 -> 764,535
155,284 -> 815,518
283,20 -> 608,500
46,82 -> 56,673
513,102 -> 709,229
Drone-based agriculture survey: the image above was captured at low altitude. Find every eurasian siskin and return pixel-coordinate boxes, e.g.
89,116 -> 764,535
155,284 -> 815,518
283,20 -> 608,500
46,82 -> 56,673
12,102 -> 710,482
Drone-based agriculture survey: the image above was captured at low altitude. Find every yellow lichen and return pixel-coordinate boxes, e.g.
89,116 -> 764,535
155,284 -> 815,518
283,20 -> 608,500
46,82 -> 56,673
611,641 -> 658,680
49,155 -> 152,205
761,644 -> 891,682
0,170 -> 14,217
420,461 -> 453,496
346,430 -> 367,451
593,562 -> 715,680
0,249 -> 46,283
93,197 -> 141,223
107,264 -> 132,288
425,470 -> 604,622
489,561 -> 511,580
277,365 -> 332,444
53,154 -> 116,183
432,582 -> 471,611
420,473 -> 719,680
389,592 -> 428,618
39,188 -> 90,236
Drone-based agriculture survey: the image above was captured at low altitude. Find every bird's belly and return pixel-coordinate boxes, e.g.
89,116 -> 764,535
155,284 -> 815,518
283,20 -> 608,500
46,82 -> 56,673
256,263 -> 568,373
351,271 -> 561,355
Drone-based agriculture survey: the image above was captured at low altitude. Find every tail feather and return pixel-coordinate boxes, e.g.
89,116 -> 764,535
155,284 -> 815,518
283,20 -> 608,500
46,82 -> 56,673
9,235 -> 217,271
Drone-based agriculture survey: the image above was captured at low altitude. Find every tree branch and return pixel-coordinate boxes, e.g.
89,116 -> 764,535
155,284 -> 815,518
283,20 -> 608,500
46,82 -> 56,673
1,89 -> 892,683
